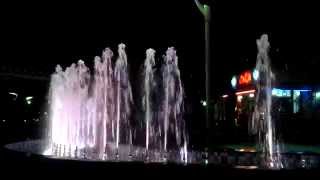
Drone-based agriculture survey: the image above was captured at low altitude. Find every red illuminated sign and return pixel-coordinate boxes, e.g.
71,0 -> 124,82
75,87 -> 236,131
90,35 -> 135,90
239,71 -> 252,85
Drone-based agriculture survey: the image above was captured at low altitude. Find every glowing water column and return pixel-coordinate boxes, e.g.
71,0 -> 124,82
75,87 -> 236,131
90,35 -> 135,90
143,49 -> 156,151
194,0 -> 211,131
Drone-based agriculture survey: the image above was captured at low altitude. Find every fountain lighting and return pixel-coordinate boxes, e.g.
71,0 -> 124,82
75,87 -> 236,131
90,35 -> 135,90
40,44 -> 187,163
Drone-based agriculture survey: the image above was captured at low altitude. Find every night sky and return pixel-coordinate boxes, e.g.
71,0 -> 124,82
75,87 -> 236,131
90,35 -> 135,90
1,0 -> 320,97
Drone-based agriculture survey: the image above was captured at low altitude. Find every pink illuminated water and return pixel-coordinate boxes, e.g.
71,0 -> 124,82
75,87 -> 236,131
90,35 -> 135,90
44,44 -> 187,162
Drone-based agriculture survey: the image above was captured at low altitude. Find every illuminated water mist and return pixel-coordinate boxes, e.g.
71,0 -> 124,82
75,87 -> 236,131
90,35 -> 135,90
142,48 -> 155,152
44,44 -> 187,163
250,34 -> 283,169
161,48 -> 186,156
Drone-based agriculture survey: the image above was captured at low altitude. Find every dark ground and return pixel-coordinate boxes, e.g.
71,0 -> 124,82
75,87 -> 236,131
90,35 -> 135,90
1,147 -> 320,178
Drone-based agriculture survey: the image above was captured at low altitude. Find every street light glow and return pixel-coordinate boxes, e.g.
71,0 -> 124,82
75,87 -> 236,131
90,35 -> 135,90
201,100 -> 207,107
222,94 -> 228,98
26,96 -> 33,101
26,96 -> 33,105
9,92 -> 18,97
231,76 -> 237,88
253,69 -> 259,80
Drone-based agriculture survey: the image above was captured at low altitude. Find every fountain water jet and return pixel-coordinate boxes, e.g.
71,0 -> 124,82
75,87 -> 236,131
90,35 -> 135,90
161,47 -> 186,153
142,48 -> 156,151
92,48 -> 115,158
114,44 -> 133,151
250,34 -> 283,169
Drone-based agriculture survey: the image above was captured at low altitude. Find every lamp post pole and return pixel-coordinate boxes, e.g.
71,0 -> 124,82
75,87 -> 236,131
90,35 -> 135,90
194,0 -> 211,134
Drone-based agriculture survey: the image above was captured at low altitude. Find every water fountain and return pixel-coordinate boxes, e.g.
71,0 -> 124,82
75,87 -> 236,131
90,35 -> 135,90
143,48 -> 156,153
18,44 -> 190,163
5,36 -> 320,169
161,47 -> 187,161
250,34 -> 283,169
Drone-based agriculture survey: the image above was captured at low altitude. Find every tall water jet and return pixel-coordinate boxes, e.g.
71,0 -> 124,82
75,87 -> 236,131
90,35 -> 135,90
142,49 -> 156,151
48,60 -> 90,156
250,34 -> 282,169
114,44 -> 133,151
161,47 -> 185,153
92,48 -> 115,158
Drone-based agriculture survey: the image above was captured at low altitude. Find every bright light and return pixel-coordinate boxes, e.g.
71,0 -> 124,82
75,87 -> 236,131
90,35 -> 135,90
26,96 -> 33,105
249,93 -> 255,98
25,96 -> 33,101
231,76 -> 237,88
235,89 -> 255,96
272,89 -> 277,96
316,92 -> 320,99
43,148 -> 52,156
235,165 -> 258,169
24,120 -> 27,123
237,95 -> 243,102
222,94 -> 228,98
9,92 -> 18,97
297,90 -> 312,92
272,88 -> 291,97
9,92 -> 18,101
201,100 -> 207,106
253,69 -> 259,80
239,71 -> 252,85
294,90 -> 300,97
2,120 -> 5,123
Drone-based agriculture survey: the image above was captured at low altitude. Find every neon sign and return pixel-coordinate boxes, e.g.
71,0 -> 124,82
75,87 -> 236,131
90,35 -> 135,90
239,71 -> 252,85
272,88 -> 291,97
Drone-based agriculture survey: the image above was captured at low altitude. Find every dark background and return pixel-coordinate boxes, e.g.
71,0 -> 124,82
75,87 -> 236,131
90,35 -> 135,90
1,0 -> 320,93
0,0 -> 320,147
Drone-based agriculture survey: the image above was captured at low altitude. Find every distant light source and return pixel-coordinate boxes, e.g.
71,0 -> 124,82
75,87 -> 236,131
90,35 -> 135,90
201,100 -> 207,107
9,92 -> 18,97
24,120 -> 27,123
235,89 -> 255,96
231,76 -> 237,88
222,94 -> 228,98
253,69 -> 259,80
316,92 -> 320,99
249,93 -> 255,98
239,71 -> 252,85
25,96 -> 33,101
237,95 -> 243,102
235,165 -> 258,169
2,120 -> 5,123
297,89 -> 312,92
272,88 -> 291,97
293,90 -> 301,97
9,92 -> 18,100
26,96 -> 33,105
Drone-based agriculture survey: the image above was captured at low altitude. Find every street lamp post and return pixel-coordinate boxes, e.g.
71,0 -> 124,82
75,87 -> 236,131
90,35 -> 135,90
194,0 -> 211,132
